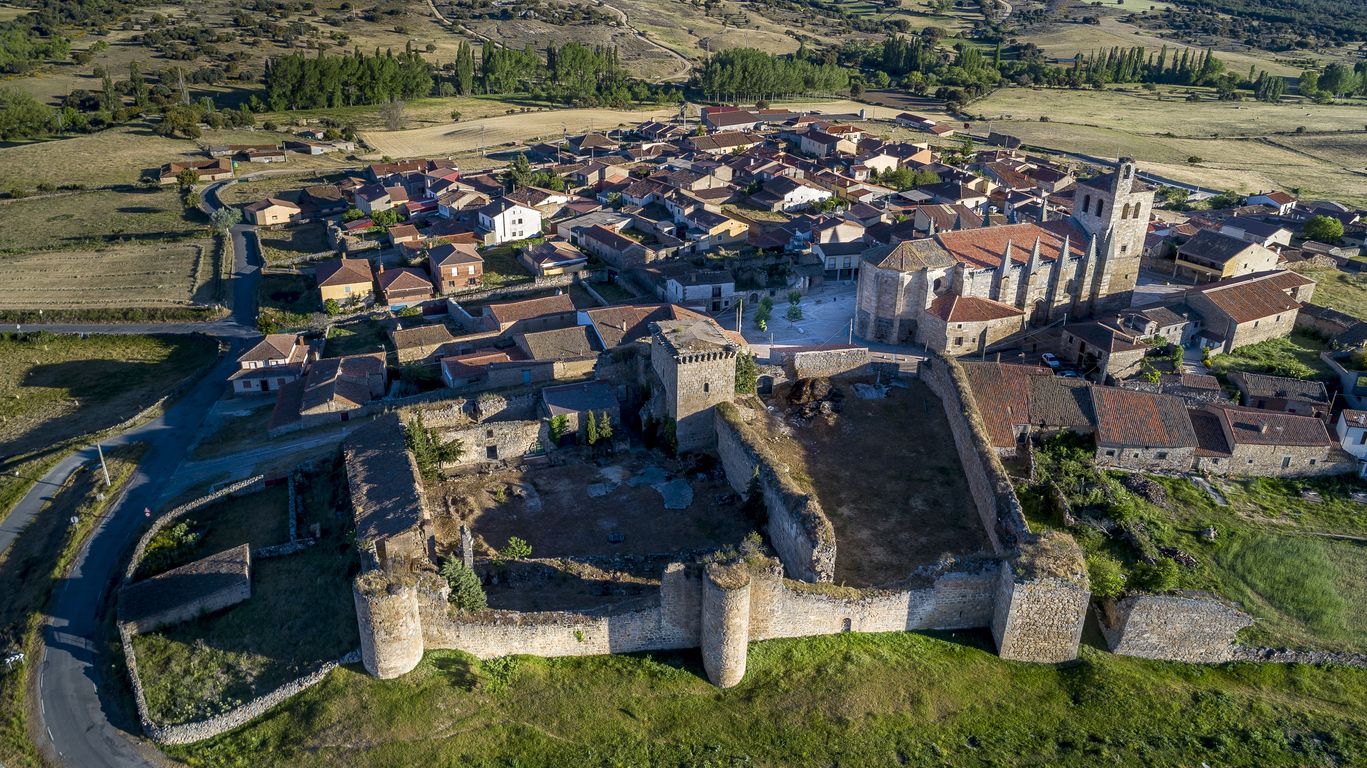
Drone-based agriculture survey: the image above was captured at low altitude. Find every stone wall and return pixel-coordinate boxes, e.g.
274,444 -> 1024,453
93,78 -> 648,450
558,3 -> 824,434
920,354 -> 1029,553
780,346 -> 870,380
1099,593 -> 1252,663
436,419 -> 547,467
1095,445 -> 1198,474
122,475 -> 266,583
701,562 -> 752,688
714,403 -> 837,583
119,546 -> 253,634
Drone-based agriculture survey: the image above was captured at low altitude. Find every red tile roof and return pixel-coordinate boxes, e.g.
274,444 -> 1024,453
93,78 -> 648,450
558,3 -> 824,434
1090,387 -> 1197,449
927,294 -> 1024,323
935,220 -> 1088,270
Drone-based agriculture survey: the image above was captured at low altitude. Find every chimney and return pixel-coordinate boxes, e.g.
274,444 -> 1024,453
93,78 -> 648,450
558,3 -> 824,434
1259,423 -> 1269,434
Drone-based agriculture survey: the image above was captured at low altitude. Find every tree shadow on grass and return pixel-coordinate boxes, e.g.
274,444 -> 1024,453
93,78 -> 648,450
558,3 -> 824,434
0,359 -> 169,460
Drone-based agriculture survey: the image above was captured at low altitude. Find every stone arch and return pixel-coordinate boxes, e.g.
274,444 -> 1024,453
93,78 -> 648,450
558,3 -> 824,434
1030,299 -> 1049,327
1082,194 -> 1091,215
1094,198 -> 1104,217
1122,202 -> 1131,219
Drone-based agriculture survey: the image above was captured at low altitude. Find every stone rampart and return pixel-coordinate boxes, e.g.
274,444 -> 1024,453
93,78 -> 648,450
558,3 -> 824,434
436,419 -> 547,467
780,346 -> 871,380
1099,592 -> 1252,663
713,403 -> 837,582
701,562 -> 752,688
354,570 -> 425,679
990,535 -> 1090,663
920,354 -> 1029,553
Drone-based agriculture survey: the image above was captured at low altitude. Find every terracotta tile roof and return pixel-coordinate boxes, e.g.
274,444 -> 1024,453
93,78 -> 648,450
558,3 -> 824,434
1177,229 -> 1259,266
1188,407 -> 1231,457
240,333 -> 302,363
440,347 -> 528,379
1090,386 -> 1198,449
1208,404 -> 1332,447
1184,270 -> 1307,323
935,220 -> 1088,270
428,242 -> 482,268
960,361 -> 1080,448
926,294 -> 1024,323
584,303 -> 705,348
486,293 -> 576,327
377,267 -> 432,293
300,353 -> 386,414
315,258 -> 373,288
390,323 -> 459,362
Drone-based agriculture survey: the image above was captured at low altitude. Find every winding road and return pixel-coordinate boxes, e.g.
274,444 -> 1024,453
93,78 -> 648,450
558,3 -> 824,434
4,181 -> 264,768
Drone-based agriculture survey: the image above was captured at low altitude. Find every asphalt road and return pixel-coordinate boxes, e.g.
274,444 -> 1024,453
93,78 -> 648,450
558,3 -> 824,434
10,185 -> 263,767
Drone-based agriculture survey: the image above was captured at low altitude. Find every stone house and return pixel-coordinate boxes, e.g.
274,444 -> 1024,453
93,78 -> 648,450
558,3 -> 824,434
1090,386 -> 1198,472
119,545 -> 252,634
921,294 -> 1025,356
576,224 -> 653,270
1218,217 -> 1293,251
1183,270 -> 1315,353
1227,372 -> 1329,419
344,416 -> 429,566
1173,229 -> 1279,283
664,269 -> 737,314
520,239 -> 588,277
541,380 -> 620,435
269,353 -> 388,435
158,157 -> 234,184
1060,319 -> 1147,381
959,361 -> 1095,455
1189,405 -> 1346,477
390,323 -> 461,366
1123,303 -> 1202,347
481,293 -> 577,335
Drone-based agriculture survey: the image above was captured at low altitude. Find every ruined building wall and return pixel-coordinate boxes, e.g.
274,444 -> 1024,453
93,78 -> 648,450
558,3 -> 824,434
991,565 -> 1089,663
1099,593 -> 1253,663
436,419 -> 547,467
701,563 -> 752,688
920,354 -> 1030,553
714,403 -> 837,582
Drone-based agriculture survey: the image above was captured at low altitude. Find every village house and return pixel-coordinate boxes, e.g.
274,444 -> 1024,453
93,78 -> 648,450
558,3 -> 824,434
1124,303 -> 1203,346
228,333 -> 314,395
1182,270 -> 1315,353
959,361 -> 1094,455
315,258 -> 374,306
477,198 -> 542,245
158,158 -> 234,185
750,176 -> 832,212
1060,318 -> 1148,381
243,198 -> 302,227
427,242 -> 483,293
1227,372 -> 1330,419
1333,409 -> 1367,465
1173,229 -> 1280,283
376,265 -> 434,308
662,269 -> 737,313
1218,217 -> 1293,251
481,293 -> 578,335
520,239 -> 589,277
390,322 -> 461,365
269,353 -> 387,435
1190,404 -> 1345,477
1090,386 -> 1199,473
1245,190 -> 1297,216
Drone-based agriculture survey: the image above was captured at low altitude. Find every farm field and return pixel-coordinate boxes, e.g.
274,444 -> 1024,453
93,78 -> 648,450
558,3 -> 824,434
0,332 -> 219,462
0,188 -> 204,251
359,105 -> 678,158
168,631 -> 1367,767
0,242 -> 218,311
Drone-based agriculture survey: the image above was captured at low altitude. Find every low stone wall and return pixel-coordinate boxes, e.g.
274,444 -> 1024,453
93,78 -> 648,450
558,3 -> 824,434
920,354 -> 1029,553
713,403 -> 837,583
122,616 -> 360,745
1099,593 -> 1252,663
122,475 -> 266,584
436,419 -> 547,468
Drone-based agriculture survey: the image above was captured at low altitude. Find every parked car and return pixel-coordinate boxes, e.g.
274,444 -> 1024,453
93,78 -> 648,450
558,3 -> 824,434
1058,369 -> 1081,379
1040,352 -> 1061,371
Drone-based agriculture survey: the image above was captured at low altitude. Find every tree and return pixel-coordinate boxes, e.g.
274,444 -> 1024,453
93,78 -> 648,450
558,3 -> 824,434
210,206 -> 242,232
585,410 -> 599,445
596,411 -> 613,443
786,303 -> 803,322
505,152 -> 533,191
323,298 -> 342,316
183,191 -> 201,210
499,536 -> 532,561
440,557 -> 487,612
175,168 -> 199,191
405,412 -> 465,482
1303,214 -> 1344,242
549,414 -> 570,444
735,351 -> 758,394
381,98 -> 406,131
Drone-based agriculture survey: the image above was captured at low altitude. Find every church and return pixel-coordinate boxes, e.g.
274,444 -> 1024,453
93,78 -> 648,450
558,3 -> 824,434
855,159 -> 1155,355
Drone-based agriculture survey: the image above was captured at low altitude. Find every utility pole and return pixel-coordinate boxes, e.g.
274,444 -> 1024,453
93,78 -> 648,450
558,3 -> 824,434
95,443 -> 111,487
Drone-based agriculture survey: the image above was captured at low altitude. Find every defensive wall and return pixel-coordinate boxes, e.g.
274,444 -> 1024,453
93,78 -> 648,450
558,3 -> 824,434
713,402 -> 837,583
920,354 -> 1031,553
1099,592 -> 1253,663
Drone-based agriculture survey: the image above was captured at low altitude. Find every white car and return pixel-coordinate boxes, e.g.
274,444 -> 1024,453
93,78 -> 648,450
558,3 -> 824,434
1040,353 -> 1061,371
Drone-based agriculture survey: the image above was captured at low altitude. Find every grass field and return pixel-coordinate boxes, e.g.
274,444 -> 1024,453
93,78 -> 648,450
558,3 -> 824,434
0,332 -> 219,463
168,631 -> 1367,767
0,188 -> 204,251
359,104 -> 677,158
130,464 -> 358,727
258,223 -> 330,265
0,443 -> 143,768
1291,267 -> 1367,318
1205,331 -> 1335,382
1021,435 -> 1367,655
0,241 -> 217,310
324,317 -> 391,358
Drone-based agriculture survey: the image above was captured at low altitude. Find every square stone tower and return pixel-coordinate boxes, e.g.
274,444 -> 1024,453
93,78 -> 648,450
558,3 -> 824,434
1071,158 -> 1155,312
650,316 -> 740,452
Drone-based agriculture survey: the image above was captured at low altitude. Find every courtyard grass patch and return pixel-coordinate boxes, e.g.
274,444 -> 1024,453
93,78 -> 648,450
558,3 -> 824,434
130,462 -> 357,727
256,272 -> 320,332
323,317 -> 390,358
168,630 -> 1367,767
1291,267 -> 1367,320
1205,331 -> 1334,382
478,244 -> 534,289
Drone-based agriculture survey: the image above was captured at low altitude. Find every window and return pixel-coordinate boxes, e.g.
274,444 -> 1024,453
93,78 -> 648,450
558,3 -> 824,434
486,429 -> 495,438
1358,431 -> 1366,445
1082,194 -> 1091,213
1281,456 -> 1292,469
1105,449 -> 1116,457
344,285 -> 352,294
1156,451 -> 1168,459
1120,245 -> 1128,254
1122,203 -> 1131,219
954,337 -> 964,346
703,382 -> 710,393
486,445 -> 498,460
1095,199 -> 1104,217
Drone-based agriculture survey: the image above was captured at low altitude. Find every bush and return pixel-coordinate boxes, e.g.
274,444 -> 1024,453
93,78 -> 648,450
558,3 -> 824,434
1131,557 -> 1179,593
1087,553 -> 1127,599
440,557 -> 486,613
499,536 -> 532,561
323,298 -> 341,316
735,351 -> 758,394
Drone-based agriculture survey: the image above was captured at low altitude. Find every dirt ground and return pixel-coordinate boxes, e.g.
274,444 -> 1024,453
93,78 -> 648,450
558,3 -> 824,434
750,377 -> 992,587
432,451 -> 751,560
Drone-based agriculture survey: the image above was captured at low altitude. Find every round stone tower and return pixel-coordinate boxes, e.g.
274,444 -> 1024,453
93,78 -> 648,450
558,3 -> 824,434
353,570 -> 423,679
701,562 -> 752,688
